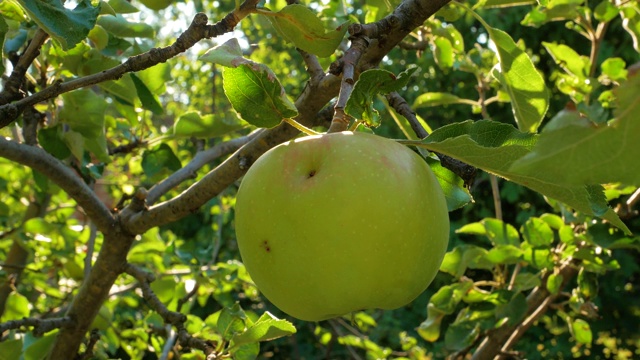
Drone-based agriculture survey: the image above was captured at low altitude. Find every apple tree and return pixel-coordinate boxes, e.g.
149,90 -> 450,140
0,0 -> 639,359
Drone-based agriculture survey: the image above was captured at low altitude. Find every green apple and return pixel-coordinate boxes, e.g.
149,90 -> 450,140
234,131 -> 449,321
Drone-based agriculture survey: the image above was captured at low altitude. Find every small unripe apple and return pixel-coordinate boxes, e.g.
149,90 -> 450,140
234,131 -> 449,321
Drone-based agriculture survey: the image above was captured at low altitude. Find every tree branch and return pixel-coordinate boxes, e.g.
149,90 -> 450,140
385,91 -> 477,187
0,138 -> 116,234
0,29 -> 49,107
471,261 -> 579,360
124,264 -> 217,356
0,316 -> 73,336
0,1 -> 260,128
146,131 -> 260,205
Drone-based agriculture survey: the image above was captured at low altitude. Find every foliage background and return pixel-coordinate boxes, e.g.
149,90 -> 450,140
0,0 -> 639,359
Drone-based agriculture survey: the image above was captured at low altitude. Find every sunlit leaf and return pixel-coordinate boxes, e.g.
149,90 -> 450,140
542,42 -> 590,78
97,14 -> 155,38
521,217 -> 554,247
230,312 -> 296,347
17,0 -> 100,50
572,319 -> 593,344
471,11 -> 549,132
173,111 -> 246,138
345,67 -> 417,127
200,38 -> 244,67
413,92 -> 475,108
406,120 -> 630,234
510,75 -> 640,188
264,4 -> 348,57
222,62 -> 298,128
0,292 -> 29,321
59,90 -> 109,162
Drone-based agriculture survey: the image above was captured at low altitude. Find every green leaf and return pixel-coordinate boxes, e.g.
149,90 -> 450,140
229,342 -> 260,360
0,292 -> 29,321
495,292 -> 527,326
418,281 -> 472,342
413,92 -> 475,108
87,24 -> 109,50
139,0 -> 173,11
572,319 -> 593,344
17,0 -> 100,50
594,0 -> 619,22
264,4 -> 348,57
542,42 -> 590,78
433,24 -> 465,53
474,16 -> 549,132
600,58 -> 628,83
546,273 -> 564,295
218,304 -> 247,340
457,218 -> 520,246
345,67 -> 417,127
173,111 -> 246,138
479,0 -> 536,8
131,73 -> 163,115
222,62 -> 298,128
230,312 -> 296,347
406,120 -> 630,234
485,245 -> 522,264
59,90 -> 109,162
38,126 -> 71,160
521,0 -> 583,27
440,245 -> 493,278
521,217 -> 554,247
200,38 -> 244,67
23,331 -> 58,360
0,0 -> 27,22
512,272 -> 541,291
107,0 -> 140,14
97,14 -> 155,38
444,321 -> 480,351
0,339 -> 22,360
577,268 -> 599,299
510,74 -> 640,189
427,158 -> 473,211
141,144 -> 182,181
434,37 -> 454,69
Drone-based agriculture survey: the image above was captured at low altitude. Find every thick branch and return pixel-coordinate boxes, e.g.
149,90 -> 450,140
0,138 -> 115,233
46,231 -> 136,360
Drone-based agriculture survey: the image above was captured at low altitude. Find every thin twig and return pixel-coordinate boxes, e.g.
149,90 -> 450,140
124,263 -> 217,356
146,131 -> 259,205
0,316 -> 73,336
0,29 -> 49,107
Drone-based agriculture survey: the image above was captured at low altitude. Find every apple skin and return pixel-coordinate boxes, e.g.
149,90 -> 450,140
234,131 -> 449,321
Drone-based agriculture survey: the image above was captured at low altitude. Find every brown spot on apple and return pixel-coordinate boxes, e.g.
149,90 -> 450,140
261,239 -> 271,253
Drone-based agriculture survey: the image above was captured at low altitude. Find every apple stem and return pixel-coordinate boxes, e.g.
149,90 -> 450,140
283,118 -> 323,136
